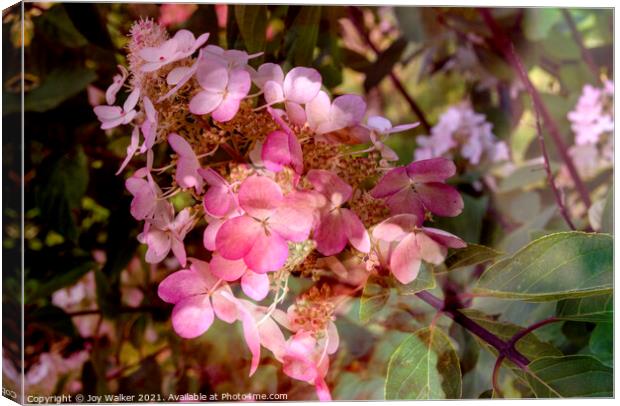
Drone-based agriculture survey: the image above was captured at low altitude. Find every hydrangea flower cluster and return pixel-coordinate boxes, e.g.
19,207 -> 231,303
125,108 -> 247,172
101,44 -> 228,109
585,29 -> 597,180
94,20 -> 466,400
414,102 -> 509,166
567,80 -> 614,178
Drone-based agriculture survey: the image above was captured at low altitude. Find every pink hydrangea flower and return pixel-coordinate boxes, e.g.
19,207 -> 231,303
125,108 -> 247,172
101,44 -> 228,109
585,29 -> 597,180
158,258 -> 235,338
210,254 -> 270,301
138,29 -> 209,72
117,126 -> 141,175
307,169 -> 370,256
140,96 -> 158,153
158,4 -> 197,27
363,115 -> 419,162
255,64 -> 322,125
138,203 -> 193,266
168,133 -> 204,194
215,175 -> 313,273
93,87 -> 140,130
198,168 -> 238,217
189,57 -> 251,122
305,91 -> 370,143
204,45 -> 261,70
372,213 -> 466,284
370,157 -> 463,220
125,165 -> 160,220
105,65 -> 128,105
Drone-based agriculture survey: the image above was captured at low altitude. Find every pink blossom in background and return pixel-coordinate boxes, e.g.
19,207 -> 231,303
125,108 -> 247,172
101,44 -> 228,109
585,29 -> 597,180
158,3 -> 197,27
370,157 -> 463,220
373,213 -> 466,284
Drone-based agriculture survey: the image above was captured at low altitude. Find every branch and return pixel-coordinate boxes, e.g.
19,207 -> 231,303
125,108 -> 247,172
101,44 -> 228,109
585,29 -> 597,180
533,103 -> 576,230
415,290 -> 530,369
479,9 -> 592,209
347,6 -> 431,133
507,316 -> 560,347
561,10 -> 600,80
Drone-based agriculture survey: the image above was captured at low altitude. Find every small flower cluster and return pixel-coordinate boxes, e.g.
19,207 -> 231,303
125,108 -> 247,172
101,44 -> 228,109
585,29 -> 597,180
94,20 -> 466,400
414,102 -> 509,166
567,80 -> 614,179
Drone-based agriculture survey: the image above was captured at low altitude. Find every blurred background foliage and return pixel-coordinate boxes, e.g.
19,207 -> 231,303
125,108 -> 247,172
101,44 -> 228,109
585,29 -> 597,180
2,2 -> 613,400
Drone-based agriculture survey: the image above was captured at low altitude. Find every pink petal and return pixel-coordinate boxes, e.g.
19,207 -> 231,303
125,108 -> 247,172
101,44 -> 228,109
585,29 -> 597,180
415,182 -> 464,217
241,271 -> 270,301
405,157 -> 457,183
307,170 -> 352,206
203,185 -> 235,217
238,176 -> 283,219
216,215 -> 262,260
227,68 -> 252,99
138,39 -> 178,62
123,87 -> 140,112
171,237 -> 187,267
389,122 -> 419,134
244,231 -> 289,273
117,126 -> 141,175
369,167 -> 410,199
157,269 -> 210,304
285,101 -> 307,126
222,293 -> 261,376
257,315 -> 287,361
330,94 -> 366,129
305,90 -> 331,131
144,229 -> 172,263
326,321 -> 339,355
169,134 -> 203,193
314,211 -> 348,256
261,130 -> 302,173
390,233 -> 422,284
211,285 -> 238,323
372,214 -> 420,242
195,57 -> 228,92
385,188 -> 426,219
94,105 -> 122,120
270,205 -> 313,243
211,95 -> 241,122
167,66 -> 193,85
263,81 -> 285,104
171,294 -> 214,339
203,217 -> 225,251
415,232 -> 447,265
367,115 -> 392,133
341,209 -> 370,253
254,63 -> 284,88
126,178 -> 156,220
199,167 -> 227,187
423,227 -> 467,248
168,132 -> 194,157
315,377 -> 332,401
210,254 -> 247,281
283,67 -> 322,104
189,90 -> 223,115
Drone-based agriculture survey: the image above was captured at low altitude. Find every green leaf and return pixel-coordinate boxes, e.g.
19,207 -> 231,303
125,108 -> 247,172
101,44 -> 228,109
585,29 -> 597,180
35,147 -> 89,242
460,309 -> 561,361
525,355 -> 613,397
25,68 -> 97,112
600,185 -> 613,234
442,244 -> 504,272
523,9 -> 562,41
36,4 -> 88,48
234,5 -> 267,55
396,264 -> 436,295
475,232 -> 612,301
589,323 -> 612,367
385,327 -> 462,399
285,7 -> 321,66
363,37 -> 407,91
556,294 -> 612,323
432,194 -> 488,244
360,274 -> 392,322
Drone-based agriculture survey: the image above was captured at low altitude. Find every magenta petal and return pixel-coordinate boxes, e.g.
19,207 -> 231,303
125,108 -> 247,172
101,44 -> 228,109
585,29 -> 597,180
372,214 -> 420,242
341,209 -> 370,253
314,211 -> 348,256
315,377 -> 332,402
390,233 -> 422,284
416,182 -> 464,217
369,167 -> 410,199
244,231 -> 289,273
210,254 -> 247,281
171,294 -> 214,339
261,130 -> 291,172
199,167 -> 227,187
270,205 -> 313,243
157,269 -> 209,304
212,95 -> 241,122
385,188 -> 426,219
238,176 -> 283,219
216,215 -> 262,260
423,227 -> 467,249
203,185 -> 235,217
405,157 -> 456,183
241,271 -> 270,301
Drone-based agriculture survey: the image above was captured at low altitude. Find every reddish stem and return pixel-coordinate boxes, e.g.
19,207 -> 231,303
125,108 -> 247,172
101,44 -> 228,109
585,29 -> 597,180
479,9 -> 591,209
561,10 -> 600,80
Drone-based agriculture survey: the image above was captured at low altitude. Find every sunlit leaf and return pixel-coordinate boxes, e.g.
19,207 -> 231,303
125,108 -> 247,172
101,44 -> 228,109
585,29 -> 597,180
476,232 -> 612,301
442,244 -> 504,272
